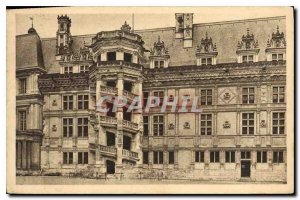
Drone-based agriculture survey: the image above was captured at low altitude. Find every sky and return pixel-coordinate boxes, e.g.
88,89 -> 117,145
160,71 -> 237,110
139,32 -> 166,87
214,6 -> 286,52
14,7 -> 287,38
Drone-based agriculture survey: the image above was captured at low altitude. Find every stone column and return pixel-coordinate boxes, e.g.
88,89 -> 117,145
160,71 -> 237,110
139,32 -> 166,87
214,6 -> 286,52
27,141 -> 32,169
116,75 -> 124,174
16,141 -> 22,169
31,142 -> 41,169
21,141 -> 27,169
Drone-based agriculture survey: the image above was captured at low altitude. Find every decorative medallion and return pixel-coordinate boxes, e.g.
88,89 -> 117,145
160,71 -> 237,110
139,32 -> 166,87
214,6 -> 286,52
52,99 -> 57,106
260,120 -> 267,128
52,125 -> 57,132
183,122 -> 190,129
223,92 -> 231,100
218,87 -> 236,104
223,121 -> 231,129
168,123 -> 175,130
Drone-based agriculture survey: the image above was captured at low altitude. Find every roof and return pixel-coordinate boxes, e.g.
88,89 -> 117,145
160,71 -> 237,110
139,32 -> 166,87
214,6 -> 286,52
16,32 -> 45,70
19,16 -> 286,73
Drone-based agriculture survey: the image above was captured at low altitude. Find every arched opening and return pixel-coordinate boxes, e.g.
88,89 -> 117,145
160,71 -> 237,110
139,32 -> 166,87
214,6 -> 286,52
106,132 -> 115,147
123,135 -> 131,151
106,102 -> 115,117
106,160 -> 115,174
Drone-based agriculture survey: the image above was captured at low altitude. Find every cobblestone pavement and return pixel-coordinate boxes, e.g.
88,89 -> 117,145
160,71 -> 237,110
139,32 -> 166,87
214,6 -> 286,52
16,176 -> 285,185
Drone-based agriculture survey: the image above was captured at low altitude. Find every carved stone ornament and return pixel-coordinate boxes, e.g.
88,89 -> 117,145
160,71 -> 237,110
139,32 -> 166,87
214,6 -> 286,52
237,28 -> 259,50
223,121 -> 231,129
183,122 -> 190,129
266,26 -> 286,49
223,92 -> 231,100
260,120 -> 267,128
168,123 -> 175,130
196,32 -> 217,54
150,36 -> 169,57
52,125 -> 57,132
52,99 -> 57,106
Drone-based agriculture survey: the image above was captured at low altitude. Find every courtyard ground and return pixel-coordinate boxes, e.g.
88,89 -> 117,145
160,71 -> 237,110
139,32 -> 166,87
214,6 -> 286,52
16,176 -> 285,185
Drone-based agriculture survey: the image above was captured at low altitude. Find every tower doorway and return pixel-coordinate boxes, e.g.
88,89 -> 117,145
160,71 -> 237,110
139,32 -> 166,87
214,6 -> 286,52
106,160 -> 115,174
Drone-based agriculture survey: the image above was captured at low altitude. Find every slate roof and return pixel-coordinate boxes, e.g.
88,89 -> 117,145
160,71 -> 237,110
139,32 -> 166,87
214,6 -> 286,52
17,16 -> 286,73
16,31 -> 45,70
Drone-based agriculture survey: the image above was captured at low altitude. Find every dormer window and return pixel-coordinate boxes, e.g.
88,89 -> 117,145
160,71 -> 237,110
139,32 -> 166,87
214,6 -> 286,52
236,29 -> 260,63
196,33 -> 218,66
242,55 -> 254,63
201,57 -> 212,65
272,53 -> 284,61
107,52 -> 116,61
149,36 -> 170,69
64,66 -> 73,74
154,60 -> 165,68
80,65 -> 89,73
124,52 -> 132,62
266,26 -> 286,61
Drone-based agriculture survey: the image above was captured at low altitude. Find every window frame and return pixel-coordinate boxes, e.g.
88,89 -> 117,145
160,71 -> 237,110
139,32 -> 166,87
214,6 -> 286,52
107,52 -> 116,61
63,118 -> 73,137
143,151 -> 149,164
201,57 -> 212,65
272,112 -> 285,135
153,91 -> 164,106
19,78 -> 27,94
78,94 -> 89,110
64,66 -> 73,74
168,151 -> 175,164
225,151 -> 236,163
242,113 -> 255,135
154,60 -> 165,68
153,115 -> 164,136
124,52 -> 133,63
63,152 -> 73,164
241,151 -> 251,159
210,151 -> 220,163
143,116 -> 149,136
272,53 -> 284,61
78,152 -> 88,164
63,95 -> 74,110
77,117 -> 88,137
272,86 -> 285,103
242,54 -> 254,63
18,110 -> 27,131
200,89 -> 213,106
273,151 -> 284,163
80,65 -> 89,73
200,114 -> 212,135
195,151 -> 205,163
257,151 -> 267,163
153,151 -> 164,164
242,87 -> 255,104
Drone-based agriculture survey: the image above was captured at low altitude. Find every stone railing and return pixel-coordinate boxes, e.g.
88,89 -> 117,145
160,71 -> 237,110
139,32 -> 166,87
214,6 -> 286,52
99,145 -> 117,154
100,85 -> 117,95
122,149 -> 138,159
99,116 -> 117,125
97,60 -> 143,70
122,120 -> 139,130
123,90 -> 138,101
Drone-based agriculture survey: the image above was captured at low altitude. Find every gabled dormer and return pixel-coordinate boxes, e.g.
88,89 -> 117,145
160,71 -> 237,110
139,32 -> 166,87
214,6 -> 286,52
236,28 -> 260,63
265,26 -> 286,61
196,32 -> 218,66
149,36 -> 170,69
